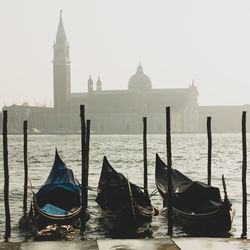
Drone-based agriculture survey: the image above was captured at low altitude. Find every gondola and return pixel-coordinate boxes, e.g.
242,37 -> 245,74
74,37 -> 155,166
20,150 -> 89,237
155,153 -> 234,236
96,156 -> 158,235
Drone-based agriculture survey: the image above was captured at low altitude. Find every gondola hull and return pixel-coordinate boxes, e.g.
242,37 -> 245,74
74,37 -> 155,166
155,153 -> 233,235
20,150 -> 88,237
96,157 -> 157,235
97,202 -> 154,233
171,204 -> 233,235
29,200 -> 82,233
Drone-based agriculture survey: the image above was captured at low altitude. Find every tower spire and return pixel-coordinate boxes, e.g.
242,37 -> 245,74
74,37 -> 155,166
96,76 -> 102,91
53,11 -> 71,110
56,10 -> 67,43
88,74 -> 93,93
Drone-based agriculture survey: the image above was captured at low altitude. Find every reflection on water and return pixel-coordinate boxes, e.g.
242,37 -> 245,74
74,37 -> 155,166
0,134 -> 248,241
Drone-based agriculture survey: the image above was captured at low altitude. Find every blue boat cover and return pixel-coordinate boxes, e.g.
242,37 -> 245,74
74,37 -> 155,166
41,203 -> 69,215
37,150 -> 81,197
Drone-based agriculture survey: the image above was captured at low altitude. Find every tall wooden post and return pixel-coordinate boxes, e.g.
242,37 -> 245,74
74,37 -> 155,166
241,111 -> 247,239
143,117 -> 149,198
166,107 -> 173,236
80,105 -> 86,231
3,110 -> 11,239
207,117 -> 212,185
23,121 -> 28,215
85,120 -> 91,209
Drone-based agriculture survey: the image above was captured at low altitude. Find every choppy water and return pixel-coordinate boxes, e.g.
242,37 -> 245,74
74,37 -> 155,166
0,133 -> 249,241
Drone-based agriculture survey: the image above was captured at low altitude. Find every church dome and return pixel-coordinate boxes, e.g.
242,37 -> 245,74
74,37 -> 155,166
128,64 -> 152,91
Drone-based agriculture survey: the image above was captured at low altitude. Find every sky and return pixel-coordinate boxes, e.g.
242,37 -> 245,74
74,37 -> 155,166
1,0 -> 250,108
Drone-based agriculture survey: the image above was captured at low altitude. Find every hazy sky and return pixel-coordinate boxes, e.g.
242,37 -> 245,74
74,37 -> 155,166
1,0 -> 250,108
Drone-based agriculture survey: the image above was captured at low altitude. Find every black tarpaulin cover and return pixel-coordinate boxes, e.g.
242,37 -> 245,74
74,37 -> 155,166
96,156 -> 150,213
155,153 -> 223,213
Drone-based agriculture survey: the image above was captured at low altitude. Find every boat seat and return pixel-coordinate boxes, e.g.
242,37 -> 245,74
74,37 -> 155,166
41,203 -> 69,215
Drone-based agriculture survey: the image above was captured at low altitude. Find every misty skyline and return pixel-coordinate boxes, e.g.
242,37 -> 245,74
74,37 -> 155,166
1,0 -> 250,109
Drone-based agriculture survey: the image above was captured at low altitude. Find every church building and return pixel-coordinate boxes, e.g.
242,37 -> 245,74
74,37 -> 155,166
2,13 -> 200,134
52,12 -> 199,133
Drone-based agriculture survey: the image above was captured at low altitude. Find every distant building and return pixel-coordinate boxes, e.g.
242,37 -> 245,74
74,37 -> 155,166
2,12 -> 248,134
199,105 -> 250,133
2,104 -> 53,133
51,12 -> 199,133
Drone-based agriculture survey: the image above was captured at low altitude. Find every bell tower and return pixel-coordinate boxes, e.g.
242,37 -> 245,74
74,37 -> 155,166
53,10 -> 71,110
88,75 -> 93,93
96,76 -> 102,91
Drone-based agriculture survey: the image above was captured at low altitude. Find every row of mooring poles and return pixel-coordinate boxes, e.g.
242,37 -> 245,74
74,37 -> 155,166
1,108 -> 248,238
80,105 -> 91,232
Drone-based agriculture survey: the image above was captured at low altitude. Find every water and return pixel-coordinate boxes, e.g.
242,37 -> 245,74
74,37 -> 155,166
0,133 -> 248,241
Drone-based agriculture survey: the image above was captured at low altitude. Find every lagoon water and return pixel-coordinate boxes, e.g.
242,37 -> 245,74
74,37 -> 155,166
0,133 -> 249,241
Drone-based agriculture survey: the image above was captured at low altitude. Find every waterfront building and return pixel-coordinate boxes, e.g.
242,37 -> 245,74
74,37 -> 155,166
199,105 -> 250,133
51,12 -> 199,133
3,13 -> 248,134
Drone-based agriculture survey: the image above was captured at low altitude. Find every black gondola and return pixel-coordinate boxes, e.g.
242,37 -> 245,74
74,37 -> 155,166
21,150 -> 89,237
96,156 -> 158,235
155,153 -> 234,236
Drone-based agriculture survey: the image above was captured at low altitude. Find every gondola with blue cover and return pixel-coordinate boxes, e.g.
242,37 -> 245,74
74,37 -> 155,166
26,150 -> 87,236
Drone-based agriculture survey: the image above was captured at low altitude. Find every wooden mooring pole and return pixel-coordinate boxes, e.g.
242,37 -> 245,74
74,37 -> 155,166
3,110 -> 11,240
166,107 -> 173,236
241,111 -> 247,239
80,105 -> 86,232
143,117 -> 149,198
23,120 -> 28,215
207,116 -> 212,185
85,119 -> 91,209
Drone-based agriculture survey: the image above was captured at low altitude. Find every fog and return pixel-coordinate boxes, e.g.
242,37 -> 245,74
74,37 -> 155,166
1,0 -> 250,108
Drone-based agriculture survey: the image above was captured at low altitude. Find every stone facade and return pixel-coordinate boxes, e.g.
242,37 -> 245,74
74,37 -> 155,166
50,14 -> 199,134
1,13 -> 200,134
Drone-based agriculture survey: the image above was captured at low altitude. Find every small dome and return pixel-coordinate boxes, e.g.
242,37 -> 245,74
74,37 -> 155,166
128,64 -> 152,91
